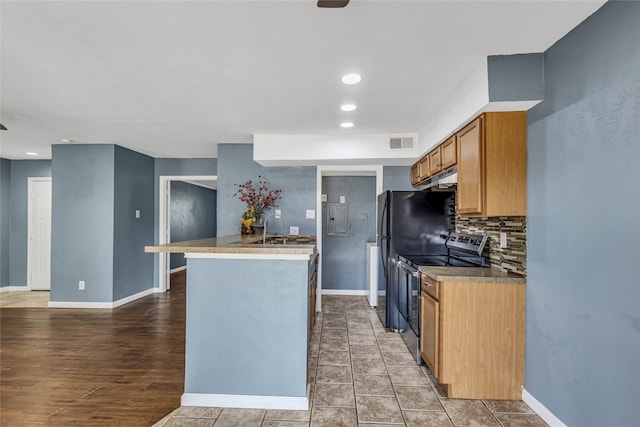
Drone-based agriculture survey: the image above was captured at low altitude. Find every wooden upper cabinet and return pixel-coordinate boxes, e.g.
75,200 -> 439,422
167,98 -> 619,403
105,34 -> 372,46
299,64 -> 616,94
418,156 -> 430,180
457,112 -> 527,217
441,136 -> 457,169
457,117 -> 484,215
428,147 -> 442,176
411,164 -> 420,186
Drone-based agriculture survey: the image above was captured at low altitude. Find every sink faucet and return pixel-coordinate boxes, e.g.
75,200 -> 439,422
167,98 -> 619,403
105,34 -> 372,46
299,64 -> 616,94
263,213 -> 287,244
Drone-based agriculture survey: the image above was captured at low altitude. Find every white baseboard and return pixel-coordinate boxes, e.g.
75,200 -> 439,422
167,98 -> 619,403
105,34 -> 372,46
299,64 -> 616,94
181,392 -> 309,411
48,288 -> 154,309
170,266 -> 186,274
0,285 -> 29,293
522,388 -> 567,427
321,289 -> 368,296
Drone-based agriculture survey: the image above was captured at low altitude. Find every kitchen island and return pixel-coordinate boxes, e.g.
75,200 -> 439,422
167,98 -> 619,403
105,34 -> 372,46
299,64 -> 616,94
146,235 -> 317,410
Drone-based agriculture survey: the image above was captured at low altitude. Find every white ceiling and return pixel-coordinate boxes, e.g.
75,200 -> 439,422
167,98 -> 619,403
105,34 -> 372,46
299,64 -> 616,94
0,0 -> 605,160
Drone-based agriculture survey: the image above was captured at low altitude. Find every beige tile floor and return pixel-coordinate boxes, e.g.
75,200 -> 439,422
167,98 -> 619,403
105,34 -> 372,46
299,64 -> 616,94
155,295 -> 547,427
0,290 -> 50,308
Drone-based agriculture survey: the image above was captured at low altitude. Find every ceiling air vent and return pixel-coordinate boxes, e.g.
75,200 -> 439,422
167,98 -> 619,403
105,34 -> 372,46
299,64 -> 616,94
389,136 -> 415,150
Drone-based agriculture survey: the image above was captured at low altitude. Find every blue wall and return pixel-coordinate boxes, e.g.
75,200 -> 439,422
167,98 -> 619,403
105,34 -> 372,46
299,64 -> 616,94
217,144 -> 316,236
321,176 -> 376,291
5,160 -> 53,287
526,2 -> 640,426
152,158 -> 217,286
383,166 -> 413,191
169,181 -> 217,269
0,159 -> 11,286
51,145 -> 115,302
113,146 -> 155,300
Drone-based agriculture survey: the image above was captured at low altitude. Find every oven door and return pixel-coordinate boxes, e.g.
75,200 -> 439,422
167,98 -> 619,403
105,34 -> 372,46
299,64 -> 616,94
397,259 -> 420,335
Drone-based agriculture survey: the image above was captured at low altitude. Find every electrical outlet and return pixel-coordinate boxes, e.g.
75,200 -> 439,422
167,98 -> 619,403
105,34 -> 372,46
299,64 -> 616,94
275,209 -> 282,217
79,280 -> 85,290
135,209 -> 140,219
500,232 -> 507,248
290,226 -> 299,235
306,209 -> 315,219
340,196 -> 346,203
321,194 -> 327,202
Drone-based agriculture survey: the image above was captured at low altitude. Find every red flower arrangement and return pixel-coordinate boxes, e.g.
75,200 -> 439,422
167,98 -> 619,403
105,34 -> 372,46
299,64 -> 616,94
233,175 -> 282,219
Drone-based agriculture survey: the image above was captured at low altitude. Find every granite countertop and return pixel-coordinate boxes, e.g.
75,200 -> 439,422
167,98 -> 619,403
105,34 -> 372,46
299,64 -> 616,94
145,234 -> 317,255
419,266 -> 526,284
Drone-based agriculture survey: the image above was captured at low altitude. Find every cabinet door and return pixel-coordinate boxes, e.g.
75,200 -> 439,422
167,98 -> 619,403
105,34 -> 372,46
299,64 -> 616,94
309,272 -> 317,334
418,156 -> 430,180
428,147 -> 442,176
420,291 -> 439,376
411,164 -> 420,185
457,117 -> 484,215
441,136 -> 457,169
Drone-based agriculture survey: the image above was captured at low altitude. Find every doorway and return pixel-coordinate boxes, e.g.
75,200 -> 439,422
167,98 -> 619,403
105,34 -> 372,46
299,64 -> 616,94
316,166 -> 383,311
27,177 -> 52,291
158,175 -> 217,292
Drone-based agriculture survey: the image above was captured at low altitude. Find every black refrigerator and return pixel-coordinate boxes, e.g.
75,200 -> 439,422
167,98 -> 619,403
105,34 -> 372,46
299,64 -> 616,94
376,190 -> 455,331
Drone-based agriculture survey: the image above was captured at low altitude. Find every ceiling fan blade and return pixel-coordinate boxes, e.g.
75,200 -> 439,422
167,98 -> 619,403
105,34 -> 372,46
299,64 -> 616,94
317,0 -> 350,8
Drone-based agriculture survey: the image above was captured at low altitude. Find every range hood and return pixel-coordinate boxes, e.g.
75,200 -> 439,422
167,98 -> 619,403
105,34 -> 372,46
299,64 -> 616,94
423,166 -> 457,190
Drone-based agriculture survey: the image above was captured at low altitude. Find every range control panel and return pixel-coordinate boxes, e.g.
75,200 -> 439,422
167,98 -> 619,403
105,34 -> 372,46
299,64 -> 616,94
446,232 -> 489,255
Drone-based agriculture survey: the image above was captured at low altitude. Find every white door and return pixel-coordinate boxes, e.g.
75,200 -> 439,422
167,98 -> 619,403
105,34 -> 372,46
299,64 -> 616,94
28,178 -> 52,290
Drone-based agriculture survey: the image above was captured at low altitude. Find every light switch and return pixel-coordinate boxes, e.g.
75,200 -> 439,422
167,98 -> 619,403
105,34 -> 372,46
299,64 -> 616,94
275,209 -> 282,217
321,194 -> 327,202
306,209 -> 315,219
290,226 -> 299,235
340,196 -> 346,204
135,210 -> 140,219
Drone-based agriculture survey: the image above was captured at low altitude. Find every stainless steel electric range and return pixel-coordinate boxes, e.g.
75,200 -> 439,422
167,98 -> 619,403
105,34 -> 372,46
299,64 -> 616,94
396,232 -> 490,364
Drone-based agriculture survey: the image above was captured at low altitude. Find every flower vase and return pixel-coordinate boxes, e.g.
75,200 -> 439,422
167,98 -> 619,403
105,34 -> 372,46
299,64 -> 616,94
250,216 -> 265,235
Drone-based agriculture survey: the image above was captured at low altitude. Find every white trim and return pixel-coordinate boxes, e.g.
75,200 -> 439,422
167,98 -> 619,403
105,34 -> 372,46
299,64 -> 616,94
170,265 -> 187,274
316,165 -> 384,312
27,177 -> 52,291
48,288 -> 154,309
0,286 -> 30,293
158,175 -> 218,292
321,289 -> 368,296
522,388 -> 567,427
181,392 -> 309,411
184,252 -> 312,261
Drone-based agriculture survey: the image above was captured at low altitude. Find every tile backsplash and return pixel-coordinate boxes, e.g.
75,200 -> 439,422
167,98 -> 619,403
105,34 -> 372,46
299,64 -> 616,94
456,215 -> 527,276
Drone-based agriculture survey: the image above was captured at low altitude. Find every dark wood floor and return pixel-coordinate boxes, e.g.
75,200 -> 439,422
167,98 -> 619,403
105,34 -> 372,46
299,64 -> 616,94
0,271 -> 186,426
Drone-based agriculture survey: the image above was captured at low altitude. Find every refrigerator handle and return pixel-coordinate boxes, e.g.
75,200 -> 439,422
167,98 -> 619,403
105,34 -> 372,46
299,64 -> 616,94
379,197 -> 388,277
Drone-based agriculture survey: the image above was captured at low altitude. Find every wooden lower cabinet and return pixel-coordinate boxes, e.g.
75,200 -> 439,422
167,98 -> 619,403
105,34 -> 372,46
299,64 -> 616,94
309,271 -> 317,334
420,277 -> 525,400
420,290 -> 439,375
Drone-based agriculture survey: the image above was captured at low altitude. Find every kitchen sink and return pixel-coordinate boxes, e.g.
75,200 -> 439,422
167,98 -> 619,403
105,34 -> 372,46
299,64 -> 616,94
250,235 -> 316,245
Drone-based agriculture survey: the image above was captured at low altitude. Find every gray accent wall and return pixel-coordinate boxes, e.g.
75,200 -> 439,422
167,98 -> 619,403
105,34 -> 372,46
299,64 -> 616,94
51,145 -> 115,302
152,158 -> 217,285
487,53 -> 545,102
169,181 -> 217,269
112,146 -> 155,301
217,144 -> 316,237
383,166 -> 413,191
4,159 -> 52,287
0,158 -> 11,286
526,2 -> 639,426
321,176 -> 376,291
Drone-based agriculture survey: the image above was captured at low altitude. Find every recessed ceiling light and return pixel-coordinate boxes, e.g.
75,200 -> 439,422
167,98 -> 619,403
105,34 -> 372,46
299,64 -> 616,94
340,122 -> 354,128
341,74 -> 362,85
25,152 -> 38,156
340,104 -> 357,112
